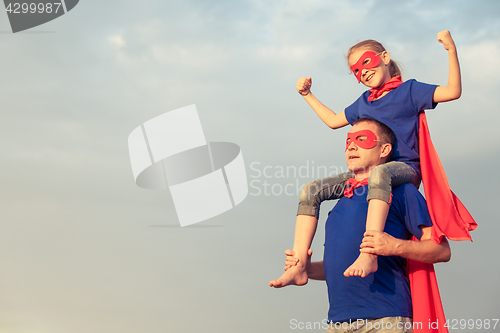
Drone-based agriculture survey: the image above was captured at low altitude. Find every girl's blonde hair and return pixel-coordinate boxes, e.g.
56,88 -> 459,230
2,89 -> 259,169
347,40 -> 402,78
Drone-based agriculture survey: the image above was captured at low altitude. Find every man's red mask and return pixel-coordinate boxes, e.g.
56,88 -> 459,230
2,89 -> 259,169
350,51 -> 382,83
345,130 -> 379,151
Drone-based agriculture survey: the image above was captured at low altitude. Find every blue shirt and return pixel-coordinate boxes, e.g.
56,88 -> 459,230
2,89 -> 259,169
323,184 -> 433,323
345,79 -> 438,175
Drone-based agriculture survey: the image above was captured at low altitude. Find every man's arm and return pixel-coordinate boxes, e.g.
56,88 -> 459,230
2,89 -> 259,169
433,30 -> 462,103
297,76 -> 350,129
359,226 -> 451,264
306,261 -> 326,280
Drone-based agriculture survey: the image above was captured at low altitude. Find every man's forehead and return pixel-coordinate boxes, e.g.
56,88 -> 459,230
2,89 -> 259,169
350,122 -> 379,137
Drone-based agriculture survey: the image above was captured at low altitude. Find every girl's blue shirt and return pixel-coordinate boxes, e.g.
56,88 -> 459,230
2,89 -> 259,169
345,79 -> 438,175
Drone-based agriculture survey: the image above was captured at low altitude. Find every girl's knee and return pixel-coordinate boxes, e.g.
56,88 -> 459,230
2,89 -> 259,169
299,180 -> 321,204
368,166 -> 392,199
368,166 -> 388,187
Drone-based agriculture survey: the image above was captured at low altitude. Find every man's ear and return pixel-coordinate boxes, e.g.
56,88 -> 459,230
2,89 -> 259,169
380,143 -> 392,159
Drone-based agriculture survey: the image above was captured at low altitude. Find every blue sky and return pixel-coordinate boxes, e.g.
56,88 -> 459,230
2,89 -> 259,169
1,1 -> 499,332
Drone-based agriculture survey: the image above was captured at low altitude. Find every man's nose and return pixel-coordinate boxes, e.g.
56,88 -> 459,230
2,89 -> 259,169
347,141 -> 358,150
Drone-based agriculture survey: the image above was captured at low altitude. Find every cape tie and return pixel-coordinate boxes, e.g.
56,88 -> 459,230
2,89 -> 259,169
368,76 -> 403,101
344,177 -> 369,198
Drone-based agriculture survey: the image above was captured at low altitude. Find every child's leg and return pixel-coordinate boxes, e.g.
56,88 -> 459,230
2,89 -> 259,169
344,162 -> 419,278
269,173 -> 353,288
295,173 -> 353,219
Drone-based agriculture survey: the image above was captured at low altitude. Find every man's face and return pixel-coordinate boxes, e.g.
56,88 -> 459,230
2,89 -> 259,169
345,121 -> 389,174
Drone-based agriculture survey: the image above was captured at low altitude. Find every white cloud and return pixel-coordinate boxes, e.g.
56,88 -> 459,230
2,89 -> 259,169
149,43 -> 230,68
108,34 -> 126,49
461,40 -> 500,83
2,1 -> 499,332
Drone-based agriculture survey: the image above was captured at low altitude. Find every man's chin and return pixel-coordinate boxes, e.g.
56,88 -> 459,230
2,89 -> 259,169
346,161 -> 359,172
347,164 -> 368,174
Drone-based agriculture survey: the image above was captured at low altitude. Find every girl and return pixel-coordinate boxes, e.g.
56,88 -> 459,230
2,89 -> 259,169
269,30 -> 461,287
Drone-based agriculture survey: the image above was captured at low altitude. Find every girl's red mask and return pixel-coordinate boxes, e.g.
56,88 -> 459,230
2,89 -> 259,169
345,130 -> 379,151
350,51 -> 382,83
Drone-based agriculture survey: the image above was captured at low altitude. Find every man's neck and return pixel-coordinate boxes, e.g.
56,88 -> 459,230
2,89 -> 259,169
354,170 -> 371,182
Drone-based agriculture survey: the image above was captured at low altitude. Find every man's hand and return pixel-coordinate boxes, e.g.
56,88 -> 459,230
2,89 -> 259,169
284,249 -> 313,271
361,227 -> 451,263
359,230 -> 402,256
437,30 -> 456,51
297,76 -> 312,96
283,249 -> 325,281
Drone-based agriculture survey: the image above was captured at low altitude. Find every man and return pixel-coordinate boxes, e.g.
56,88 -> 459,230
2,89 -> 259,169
283,118 -> 451,333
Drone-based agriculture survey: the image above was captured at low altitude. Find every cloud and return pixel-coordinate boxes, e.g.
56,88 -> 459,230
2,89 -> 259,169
108,34 -> 126,48
1,1 -> 499,332
461,40 -> 500,84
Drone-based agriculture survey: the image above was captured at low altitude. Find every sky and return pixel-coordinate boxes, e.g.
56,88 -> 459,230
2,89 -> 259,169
1,0 -> 499,332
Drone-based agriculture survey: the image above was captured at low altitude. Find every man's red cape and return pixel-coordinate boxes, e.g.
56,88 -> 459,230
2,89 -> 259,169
408,112 -> 477,333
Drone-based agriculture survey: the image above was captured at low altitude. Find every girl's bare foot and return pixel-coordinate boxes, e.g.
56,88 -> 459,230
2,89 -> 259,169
343,252 -> 378,278
269,265 -> 308,288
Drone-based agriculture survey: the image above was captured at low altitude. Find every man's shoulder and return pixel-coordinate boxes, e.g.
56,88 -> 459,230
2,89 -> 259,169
391,183 -> 428,210
390,183 -> 432,239
393,182 -> 422,196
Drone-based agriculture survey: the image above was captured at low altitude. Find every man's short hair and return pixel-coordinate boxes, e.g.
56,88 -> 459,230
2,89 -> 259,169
353,118 -> 395,160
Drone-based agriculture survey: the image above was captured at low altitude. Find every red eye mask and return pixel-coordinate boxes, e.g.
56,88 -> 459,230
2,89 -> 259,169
345,130 -> 379,151
350,51 -> 381,83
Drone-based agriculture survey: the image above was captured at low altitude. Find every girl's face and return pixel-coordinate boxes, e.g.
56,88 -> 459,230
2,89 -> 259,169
348,48 -> 392,88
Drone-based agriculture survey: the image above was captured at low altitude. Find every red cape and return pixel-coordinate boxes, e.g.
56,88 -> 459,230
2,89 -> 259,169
408,112 -> 477,333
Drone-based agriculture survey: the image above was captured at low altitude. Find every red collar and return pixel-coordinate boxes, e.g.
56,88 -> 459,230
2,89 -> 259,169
344,177 -> 369,198
368,76 -> 403,101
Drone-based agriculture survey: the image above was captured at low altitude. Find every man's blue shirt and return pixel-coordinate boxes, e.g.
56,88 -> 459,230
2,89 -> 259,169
323,184 -> 433,323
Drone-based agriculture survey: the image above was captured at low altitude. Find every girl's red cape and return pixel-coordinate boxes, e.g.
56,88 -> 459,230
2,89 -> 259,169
409,112 -> 477,333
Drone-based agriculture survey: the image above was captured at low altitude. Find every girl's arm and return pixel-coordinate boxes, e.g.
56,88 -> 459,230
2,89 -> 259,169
433,30 -> 462,103
297,77 -> 350,129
